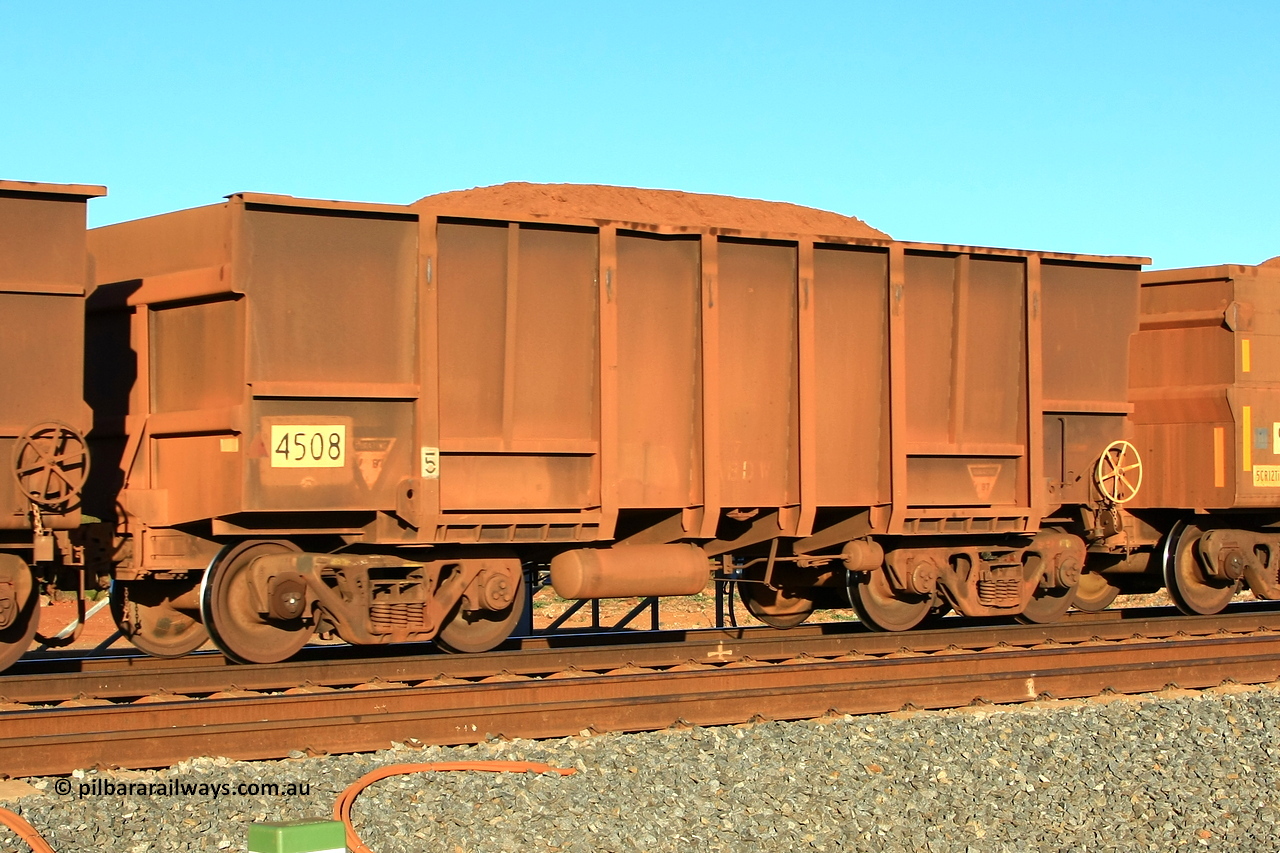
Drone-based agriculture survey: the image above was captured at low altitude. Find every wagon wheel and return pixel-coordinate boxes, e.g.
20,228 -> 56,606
1017,584 -> 1078,624
110,579 -> 209,658
1072,571 -> 1122,612
847,570 -> 931,632
11,422 -> 89,511
738,581 -> 816,628
437,569 -> 526,654
1162,521 -> 1238,616
1095,440 -> 1142,504
918,600 -> 953,628
0,561 -> 39,672
201,540 -> 313,664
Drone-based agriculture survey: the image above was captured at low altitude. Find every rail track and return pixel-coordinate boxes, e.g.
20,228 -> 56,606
4,605 -> 1280,778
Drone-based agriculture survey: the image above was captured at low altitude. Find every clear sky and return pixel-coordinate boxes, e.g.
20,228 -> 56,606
3,1 -> 1276,269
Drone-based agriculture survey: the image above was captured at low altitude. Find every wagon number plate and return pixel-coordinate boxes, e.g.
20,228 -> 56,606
270,424 -> 346,468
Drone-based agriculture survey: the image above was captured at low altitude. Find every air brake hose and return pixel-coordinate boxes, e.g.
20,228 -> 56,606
333,761 -> 578,853
0,807 -> 57,853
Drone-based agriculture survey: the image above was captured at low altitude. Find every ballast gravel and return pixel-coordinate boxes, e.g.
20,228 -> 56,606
4,685 -> 1280,852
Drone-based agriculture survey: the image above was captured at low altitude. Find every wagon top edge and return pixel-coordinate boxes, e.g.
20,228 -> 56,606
1141,259 -> 1280,283
83,184 -> 1146,268
0,179 -> 107,199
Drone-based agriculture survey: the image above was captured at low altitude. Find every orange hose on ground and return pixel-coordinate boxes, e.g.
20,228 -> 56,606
0,807 -> 57,853
333,761 -> 577,853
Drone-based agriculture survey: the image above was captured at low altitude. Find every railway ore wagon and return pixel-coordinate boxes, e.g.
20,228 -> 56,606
1103,256 -> 1280,615
87,185 -> 1147,665
0,179 -> 103,670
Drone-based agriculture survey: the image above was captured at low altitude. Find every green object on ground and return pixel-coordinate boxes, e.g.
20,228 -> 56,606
247,819 -> 347,853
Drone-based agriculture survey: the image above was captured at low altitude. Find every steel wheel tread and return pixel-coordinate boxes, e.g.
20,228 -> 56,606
200,540 -> 313,664
1073,571 -> 1122,612
110,580 -> 209,658
436,569 -> 527,654
1163,521 -> 1238,616
847,570 -> 931,632
0,573 -> 39,672
1017,585 -> 1078,624
738,582 -> 815,629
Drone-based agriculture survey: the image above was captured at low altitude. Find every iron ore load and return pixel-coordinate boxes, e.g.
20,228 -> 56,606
2,178 -> 1277,672
0,180 -> 104,669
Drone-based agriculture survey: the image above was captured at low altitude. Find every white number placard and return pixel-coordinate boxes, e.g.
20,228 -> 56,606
270,424 -> 346,468
421,447 -> 440,479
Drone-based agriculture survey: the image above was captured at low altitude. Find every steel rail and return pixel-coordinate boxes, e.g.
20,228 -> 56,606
3,606 -> 1278,705
2,611 -> 1280,777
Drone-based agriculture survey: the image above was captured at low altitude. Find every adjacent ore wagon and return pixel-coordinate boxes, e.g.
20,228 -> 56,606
0,180 -> 103,668
86,184 -> 1149,663
1097,256 -> 1280,615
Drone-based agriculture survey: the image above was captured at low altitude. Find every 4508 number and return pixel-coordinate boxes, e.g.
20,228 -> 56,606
269,424 -> 346,468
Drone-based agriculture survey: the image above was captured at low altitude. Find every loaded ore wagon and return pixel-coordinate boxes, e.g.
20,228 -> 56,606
1103,256 -> 1280,615
0,179 -> 103,669
86,183 -> 1148,664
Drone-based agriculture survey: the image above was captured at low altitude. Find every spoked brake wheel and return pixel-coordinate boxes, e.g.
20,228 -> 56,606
1095,440 -> 1142,504
11,422 -> 89,511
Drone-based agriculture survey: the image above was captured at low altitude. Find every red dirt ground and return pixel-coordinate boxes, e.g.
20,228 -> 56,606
33,595 -> 127,652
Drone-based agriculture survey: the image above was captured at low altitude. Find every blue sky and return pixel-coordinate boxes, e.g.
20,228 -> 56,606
3,1 -> 1276,268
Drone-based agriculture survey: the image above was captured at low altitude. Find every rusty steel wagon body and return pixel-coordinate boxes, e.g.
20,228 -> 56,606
1093,257 -> 1280,615
83,186 -> 1150,663
0,179 -> 103,668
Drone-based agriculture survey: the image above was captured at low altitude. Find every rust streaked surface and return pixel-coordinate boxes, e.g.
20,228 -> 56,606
0,179 -> 102,672
0,181 -> 102,527
1131,261 -> 1280,509
86,187 -> 1150,557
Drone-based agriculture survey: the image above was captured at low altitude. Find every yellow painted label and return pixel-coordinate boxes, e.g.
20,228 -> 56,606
219,437 -> 239,453
1244,406 -> 1253,471
270,424 -> 346,468
1214,427 -> 1225,488
1254,466 -> 1280,487
1243,338 -> 1252,373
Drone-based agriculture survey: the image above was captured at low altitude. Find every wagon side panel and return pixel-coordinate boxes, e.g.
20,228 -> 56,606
434,220 -> 600,512
0,184 -> 102,530
614,233 -> 702,509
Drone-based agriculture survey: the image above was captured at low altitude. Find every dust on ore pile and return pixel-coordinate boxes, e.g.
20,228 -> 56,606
3,686 -> 1278,852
